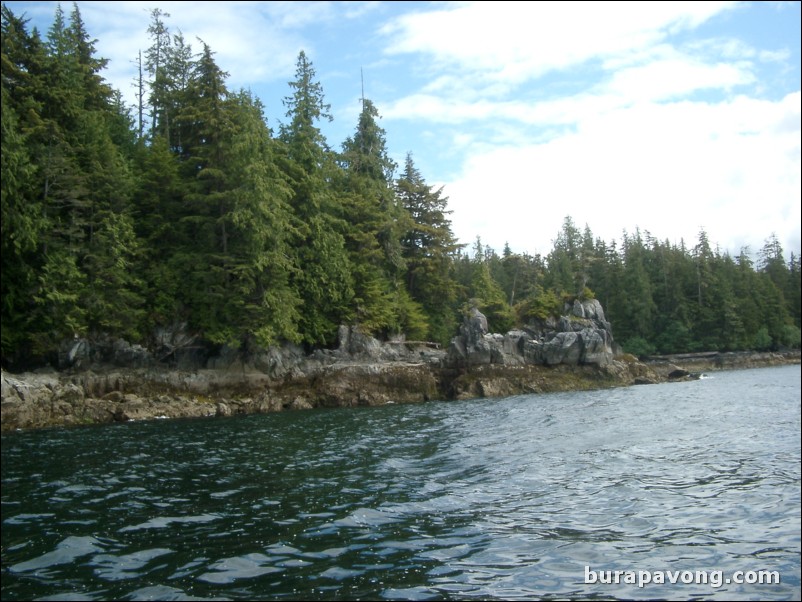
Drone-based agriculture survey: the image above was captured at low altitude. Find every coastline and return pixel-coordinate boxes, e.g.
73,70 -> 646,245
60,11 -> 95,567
2,349 -> 798,432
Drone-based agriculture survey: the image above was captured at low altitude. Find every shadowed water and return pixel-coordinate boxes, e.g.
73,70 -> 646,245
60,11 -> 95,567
2,365 -> 800,601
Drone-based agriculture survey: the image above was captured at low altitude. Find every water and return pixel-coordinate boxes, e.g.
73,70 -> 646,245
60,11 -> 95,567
2,365 -> 800,601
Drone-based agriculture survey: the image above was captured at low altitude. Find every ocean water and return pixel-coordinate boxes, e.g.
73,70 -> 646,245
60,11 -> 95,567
2,364 -> 800,600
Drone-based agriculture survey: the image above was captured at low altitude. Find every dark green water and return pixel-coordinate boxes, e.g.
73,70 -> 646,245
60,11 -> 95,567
2,365 -> 800,601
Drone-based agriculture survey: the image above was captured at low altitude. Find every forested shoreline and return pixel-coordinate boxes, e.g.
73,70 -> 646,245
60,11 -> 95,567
2,4 -> 800,371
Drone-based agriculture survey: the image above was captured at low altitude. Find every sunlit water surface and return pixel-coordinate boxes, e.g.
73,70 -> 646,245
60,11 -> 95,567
2,364 -> 800,601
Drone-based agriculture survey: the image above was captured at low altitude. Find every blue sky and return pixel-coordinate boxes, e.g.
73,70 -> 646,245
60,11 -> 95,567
6,1 -> 801,260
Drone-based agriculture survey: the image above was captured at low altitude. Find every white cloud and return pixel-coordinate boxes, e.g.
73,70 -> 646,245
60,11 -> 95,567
383,48 -> 756,128
9,0 -> 795,260
605,57 -> 754,101
376,1 -> 799,259
381,1 -> 740,82
445,92 -> 801,259
67,1 -> 308,109
70,1 -> 380,110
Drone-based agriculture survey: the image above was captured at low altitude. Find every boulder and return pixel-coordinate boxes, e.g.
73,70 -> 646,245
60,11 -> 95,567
579,328 -> 614,366
59,338 -> 91,369
338,324 -> 384,358
254,344 -> 306,379
153,323 -> 204,369
448,299 -> 616,368
56,336 -> 152,370
542,331 -> 583,365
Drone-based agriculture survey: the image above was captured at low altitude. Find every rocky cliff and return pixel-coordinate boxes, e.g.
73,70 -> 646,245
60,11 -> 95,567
2,303 -> 798,432
447,299 -> 616,368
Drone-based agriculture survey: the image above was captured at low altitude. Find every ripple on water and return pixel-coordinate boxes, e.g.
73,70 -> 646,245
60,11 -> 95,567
118,514 -> 221,532
197,553 -> 283,584
93,548 -> 173,581
127,584 -> 226,601
9,536 -> 105,574
2,365 -> 800,601
3,513 -> 56,525
382,585 -> 441,600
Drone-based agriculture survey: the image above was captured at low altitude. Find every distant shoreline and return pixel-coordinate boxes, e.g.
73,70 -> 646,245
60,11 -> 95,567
643,349 -> 801,377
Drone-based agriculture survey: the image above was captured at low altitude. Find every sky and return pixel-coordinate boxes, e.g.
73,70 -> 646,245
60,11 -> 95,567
6,1 -> 801,261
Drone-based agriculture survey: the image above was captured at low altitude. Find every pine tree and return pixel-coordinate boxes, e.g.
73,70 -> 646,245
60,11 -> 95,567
220,91 -> 302,346
787,253 -> 801,329
1,6 -> 49,357
169,41 -> 235,342
545,216 -> 583,296
690,229 -> 722,349
0,83 -> 40,356
462,239 -> 515,333
163,31 -> 194,155
144,8 -> 171,140
396,153 -> 463,342
132,135 -> 186,327
340,98 -> 420,336
278,50 -> 353,345
1,4 -> 145,353
618,230 -> 656,350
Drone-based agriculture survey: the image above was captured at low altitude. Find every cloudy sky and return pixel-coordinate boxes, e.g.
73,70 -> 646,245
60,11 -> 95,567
7,1 -> 801,260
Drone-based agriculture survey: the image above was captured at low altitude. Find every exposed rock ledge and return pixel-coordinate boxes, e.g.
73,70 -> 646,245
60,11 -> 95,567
644,350 -> 801,378
0,360 -> 654,432
2,305 -> 798,432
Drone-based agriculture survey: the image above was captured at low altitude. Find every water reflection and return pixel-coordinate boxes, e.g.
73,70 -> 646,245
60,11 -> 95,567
2,365 -> 800,601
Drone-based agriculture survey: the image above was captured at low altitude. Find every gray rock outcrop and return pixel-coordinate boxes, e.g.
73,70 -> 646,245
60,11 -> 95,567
448,299 -> 616,368
13,296 -> 796,432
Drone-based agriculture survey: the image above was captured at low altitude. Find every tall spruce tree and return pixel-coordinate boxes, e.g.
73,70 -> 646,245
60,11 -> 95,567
133,135 -> 186,327
340,99 -> 423,337
463,239 -> 515,334
618,230 -> 656,353
545,216 -> 583,296
396,154 -> 462,343
2,4 -> 144,354
1,6 -> 46,357
67,6 -> 143,339
220,91 -> 302,346
144,8 -> 171,141
170,41 -> 235,342
278,50 -> 353,345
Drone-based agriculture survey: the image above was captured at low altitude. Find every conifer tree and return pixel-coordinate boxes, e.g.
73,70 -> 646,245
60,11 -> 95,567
144,8 -> 171,140
396,154 -> 462,342
1,7 -> 42,347
545,216 -> 583,296
462,238 -> 515,333
278,50 -> 353,345
340,98 -> 421,336
3,4 -> 144,351
132,135 -> 185,327
219,91 -> 302,346
169,41 -> 235,342
618,230 -> 656,352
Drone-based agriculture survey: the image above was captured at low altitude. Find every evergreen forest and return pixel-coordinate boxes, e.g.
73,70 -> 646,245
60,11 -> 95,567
2,5 -> 800,368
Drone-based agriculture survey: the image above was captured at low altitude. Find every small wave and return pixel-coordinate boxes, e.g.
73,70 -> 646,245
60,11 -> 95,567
3,513 -> 56,525
126,584 -> 209,601
93,547 -> 174,581
197,553 -> 283,584
10,536 -> 105,573
118,514 -> 221,532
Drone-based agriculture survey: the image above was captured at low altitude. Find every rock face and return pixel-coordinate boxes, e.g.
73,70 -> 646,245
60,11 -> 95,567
448,299 -> 616,368
0,299 -> 633,431
7,299 -> 795,432
58,336 -> 152,370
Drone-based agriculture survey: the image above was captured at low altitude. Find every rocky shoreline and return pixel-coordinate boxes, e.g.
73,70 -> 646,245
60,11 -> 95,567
2,301 -> 799,432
